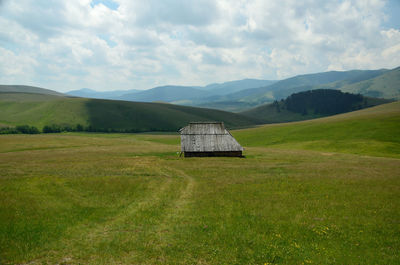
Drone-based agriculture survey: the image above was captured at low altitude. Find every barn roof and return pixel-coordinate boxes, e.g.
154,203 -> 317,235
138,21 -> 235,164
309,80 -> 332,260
179,122 -> 243,152
179,122 -> 227,135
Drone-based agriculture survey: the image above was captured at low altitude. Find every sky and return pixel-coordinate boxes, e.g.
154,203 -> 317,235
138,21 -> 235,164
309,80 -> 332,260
0,0 -> 399,92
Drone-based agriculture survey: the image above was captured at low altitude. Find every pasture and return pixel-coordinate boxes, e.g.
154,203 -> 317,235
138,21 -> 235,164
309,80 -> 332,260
1,102 -> 399,264
0,93 -> 257,132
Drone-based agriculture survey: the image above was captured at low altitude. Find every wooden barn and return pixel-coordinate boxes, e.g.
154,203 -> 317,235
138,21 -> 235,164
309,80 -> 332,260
179,122 -> 243,157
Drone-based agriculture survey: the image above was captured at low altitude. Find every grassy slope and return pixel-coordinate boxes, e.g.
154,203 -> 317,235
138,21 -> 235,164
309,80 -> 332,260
0,85 -> 66,96
85,99 -> 259,131
241,102 -> 322,123
0,93 -> 257,131
241,70 -> 379,101
251,69 -> 390,102
315,66 -> 400,99
0,131 -> 399,264
1,92 -> 399,264
194,100 -> 257,113
338,66 -> 400,99
234,101 -> 400,158
198,68 -> 394,112
0,94 -> 90,128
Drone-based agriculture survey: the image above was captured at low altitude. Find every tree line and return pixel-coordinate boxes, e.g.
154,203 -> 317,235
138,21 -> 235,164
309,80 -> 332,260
283,89 -> 364,115
0,124 -> 85,134
0,124 -> 169,134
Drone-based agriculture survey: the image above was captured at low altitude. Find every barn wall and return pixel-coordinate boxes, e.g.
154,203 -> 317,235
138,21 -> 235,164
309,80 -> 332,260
184,151 -> 243,157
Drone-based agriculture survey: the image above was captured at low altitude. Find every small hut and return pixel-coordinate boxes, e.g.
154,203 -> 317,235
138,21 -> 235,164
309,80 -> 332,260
179,122 -> 243,157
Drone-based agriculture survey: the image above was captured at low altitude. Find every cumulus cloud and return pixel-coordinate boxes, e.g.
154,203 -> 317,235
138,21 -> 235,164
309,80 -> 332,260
0,0 -> 399,91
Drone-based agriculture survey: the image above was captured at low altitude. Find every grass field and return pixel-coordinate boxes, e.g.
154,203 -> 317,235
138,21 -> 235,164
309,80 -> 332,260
235,101 -> 400,158
0,103 -> 399,264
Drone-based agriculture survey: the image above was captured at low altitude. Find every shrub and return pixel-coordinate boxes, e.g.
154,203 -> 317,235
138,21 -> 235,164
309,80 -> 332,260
16,125 -> 40,134
76,124 -> 84,131
0,127 -> 19,134
42,124 -> 83,133
43,124 -> 62,133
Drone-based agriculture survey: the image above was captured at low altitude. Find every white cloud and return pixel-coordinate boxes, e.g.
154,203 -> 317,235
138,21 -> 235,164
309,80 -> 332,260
0,0 -> 399,92
0,47 -> 38,87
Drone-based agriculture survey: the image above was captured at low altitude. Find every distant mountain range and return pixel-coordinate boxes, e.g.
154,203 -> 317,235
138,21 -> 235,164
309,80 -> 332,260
66,88 -> 141,99
65,79 -> 276,103
63,67 -> 400,112
198,67 -> 399,111
200,79 -> 277,95
120,85 -> 207,103
2,66 -> 399,114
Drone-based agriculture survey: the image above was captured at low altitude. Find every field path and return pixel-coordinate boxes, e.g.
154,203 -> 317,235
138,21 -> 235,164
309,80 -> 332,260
36,160 -> 198,265
118,165 -> 197,264
160,166 -> 196,212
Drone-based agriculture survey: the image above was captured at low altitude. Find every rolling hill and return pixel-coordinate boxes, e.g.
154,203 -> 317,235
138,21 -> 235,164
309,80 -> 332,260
241,89 -> 392,123
0,85 -> 66,97
0,92 -> 258,132
319,66 -> 400,99
2,102 -> 399,264
234,100 -> 400,158
198,68 -> 391,111
1,97 -> 399,264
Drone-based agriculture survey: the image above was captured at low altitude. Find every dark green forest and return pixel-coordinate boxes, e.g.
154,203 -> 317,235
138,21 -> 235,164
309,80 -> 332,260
284,89 -> 364,115
241,89 -> 391,123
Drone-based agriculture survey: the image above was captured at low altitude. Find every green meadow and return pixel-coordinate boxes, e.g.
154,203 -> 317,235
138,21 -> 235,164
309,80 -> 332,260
235,101 -> 400,158
0,93 -> 257,132
0,102 -> 399,264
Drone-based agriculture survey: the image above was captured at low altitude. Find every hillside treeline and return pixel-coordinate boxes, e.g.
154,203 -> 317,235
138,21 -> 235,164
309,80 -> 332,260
0,124 -> 80,134
0,123 -> 174,134
284,89 -> 364,115
0,125 -> 40,134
